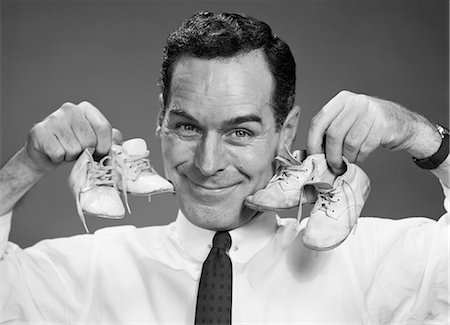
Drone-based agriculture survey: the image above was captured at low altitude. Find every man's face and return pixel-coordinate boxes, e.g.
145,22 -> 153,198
159,50 -> 283,230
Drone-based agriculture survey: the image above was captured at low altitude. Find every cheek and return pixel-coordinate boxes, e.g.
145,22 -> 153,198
161,133 -> 195,171
230,145 -> 276,179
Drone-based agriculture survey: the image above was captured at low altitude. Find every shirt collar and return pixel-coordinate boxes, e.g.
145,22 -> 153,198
173,210 -> 279,264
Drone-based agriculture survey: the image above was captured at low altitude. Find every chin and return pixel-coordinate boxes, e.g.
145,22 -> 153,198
179,199 -> 255,231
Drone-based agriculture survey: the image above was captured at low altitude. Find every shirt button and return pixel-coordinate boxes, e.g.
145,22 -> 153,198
233,246 -> 239,252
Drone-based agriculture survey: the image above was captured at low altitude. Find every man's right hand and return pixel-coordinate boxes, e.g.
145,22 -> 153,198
24,101 -> 118,175
0,101 -> 122,215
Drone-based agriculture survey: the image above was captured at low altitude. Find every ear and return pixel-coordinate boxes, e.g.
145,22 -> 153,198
277,105 -> 301,155
155,93 -> 165,139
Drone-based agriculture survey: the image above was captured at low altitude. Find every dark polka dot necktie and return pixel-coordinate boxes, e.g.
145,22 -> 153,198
195,231 -> 232,325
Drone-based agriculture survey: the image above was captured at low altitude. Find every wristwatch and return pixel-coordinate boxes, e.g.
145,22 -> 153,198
413,124 -> 449,169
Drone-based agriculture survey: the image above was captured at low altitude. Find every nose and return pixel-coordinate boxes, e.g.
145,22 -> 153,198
194,133 -> 226,176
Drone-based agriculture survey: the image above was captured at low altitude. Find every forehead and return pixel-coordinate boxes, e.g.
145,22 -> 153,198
169,50 -> 274,117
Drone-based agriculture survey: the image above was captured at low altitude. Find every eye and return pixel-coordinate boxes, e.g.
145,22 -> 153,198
226,128 -> 254,145
231,129 -> 251,138
180,124 -> 195,132
175,123 -> 201,137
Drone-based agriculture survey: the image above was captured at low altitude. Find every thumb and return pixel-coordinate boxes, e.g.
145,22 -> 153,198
306,134 -> 326,156
112,128 -> 123,145
92,128 -> 123,162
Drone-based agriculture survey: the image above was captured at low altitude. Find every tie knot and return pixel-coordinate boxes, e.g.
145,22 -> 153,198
212,231 -> 232,251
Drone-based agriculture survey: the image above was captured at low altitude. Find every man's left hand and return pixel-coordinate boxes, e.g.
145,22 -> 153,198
306,90 -> 441,174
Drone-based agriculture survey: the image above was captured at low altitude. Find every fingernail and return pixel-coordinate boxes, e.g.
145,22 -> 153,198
92,151 -> 105,162
335,165 -> 346,176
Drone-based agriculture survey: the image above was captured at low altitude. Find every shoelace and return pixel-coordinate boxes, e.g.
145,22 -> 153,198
317,187 -> 340,212
114,148 -> 156,212
82,157 -> 116,189
270,147 -> 310,185
76,155 -> 116,233
317,178 -> 358,227
124,153 -> 155,175
270,158 -> 310,185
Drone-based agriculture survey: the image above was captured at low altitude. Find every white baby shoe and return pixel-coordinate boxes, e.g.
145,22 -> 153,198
111,138 -> 174,212
303,158 -> 371,251
68,149 -> 125,233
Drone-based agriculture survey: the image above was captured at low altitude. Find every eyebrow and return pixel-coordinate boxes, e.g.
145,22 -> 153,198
168,108 -> 198,123
168,107 -> 263,127
224,114 -> 262,127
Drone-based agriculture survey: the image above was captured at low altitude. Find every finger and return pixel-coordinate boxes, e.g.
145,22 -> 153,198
306,90 -> 353,155
42,135 -> 66,164
342,114 -> 374,162
356,123 -> 382,163
93,128 -> 122,161
112,128 -> 123,145
324,105 -> 359,174
28,122 -> 66,165
78,101 -> 112,155
92,128 -> 123,161
70,112 -> 98,150
53,121 -> 83,161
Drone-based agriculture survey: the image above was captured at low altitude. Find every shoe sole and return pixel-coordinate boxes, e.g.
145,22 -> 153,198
302,232 -> 351,251
122,188 -> 175,196
81,189 -> 174,221
244,200 -> 298,211
82,210 -> 125,220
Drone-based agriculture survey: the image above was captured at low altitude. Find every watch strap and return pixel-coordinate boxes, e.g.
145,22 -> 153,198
413,124 -> 449,170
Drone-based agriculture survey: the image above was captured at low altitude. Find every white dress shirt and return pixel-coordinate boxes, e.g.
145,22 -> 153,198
0,184 -> 448,324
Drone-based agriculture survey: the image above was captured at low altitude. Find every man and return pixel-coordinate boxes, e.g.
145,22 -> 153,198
0,12 -> 448,324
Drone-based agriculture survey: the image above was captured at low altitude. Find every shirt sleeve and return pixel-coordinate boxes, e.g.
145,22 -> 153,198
0,211 -> 13,259
0,211 -> 97,323
349,179 -> 449,323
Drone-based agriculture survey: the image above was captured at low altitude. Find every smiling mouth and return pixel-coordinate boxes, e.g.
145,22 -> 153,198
186,177 -> 239,193
191,182 -> 236,191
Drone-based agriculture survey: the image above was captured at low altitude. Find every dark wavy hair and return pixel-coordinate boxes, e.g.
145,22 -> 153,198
159,11 -> 296,130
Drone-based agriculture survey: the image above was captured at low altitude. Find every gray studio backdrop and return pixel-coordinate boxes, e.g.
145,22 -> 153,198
1,0 -> 448,248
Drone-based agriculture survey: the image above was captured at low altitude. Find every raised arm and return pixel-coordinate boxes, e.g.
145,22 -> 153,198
0,101 -> 119,216
306,90 -> 449,187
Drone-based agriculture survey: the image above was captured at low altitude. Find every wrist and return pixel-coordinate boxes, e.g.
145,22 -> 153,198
413,124 -> 449,169
0,148 -> 45,215
20,146 -> 49,177
405,117 -> 442,159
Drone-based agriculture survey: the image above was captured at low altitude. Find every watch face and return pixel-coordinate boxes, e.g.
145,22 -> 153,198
413,124 -> 449,170
436,124 -> 449,137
